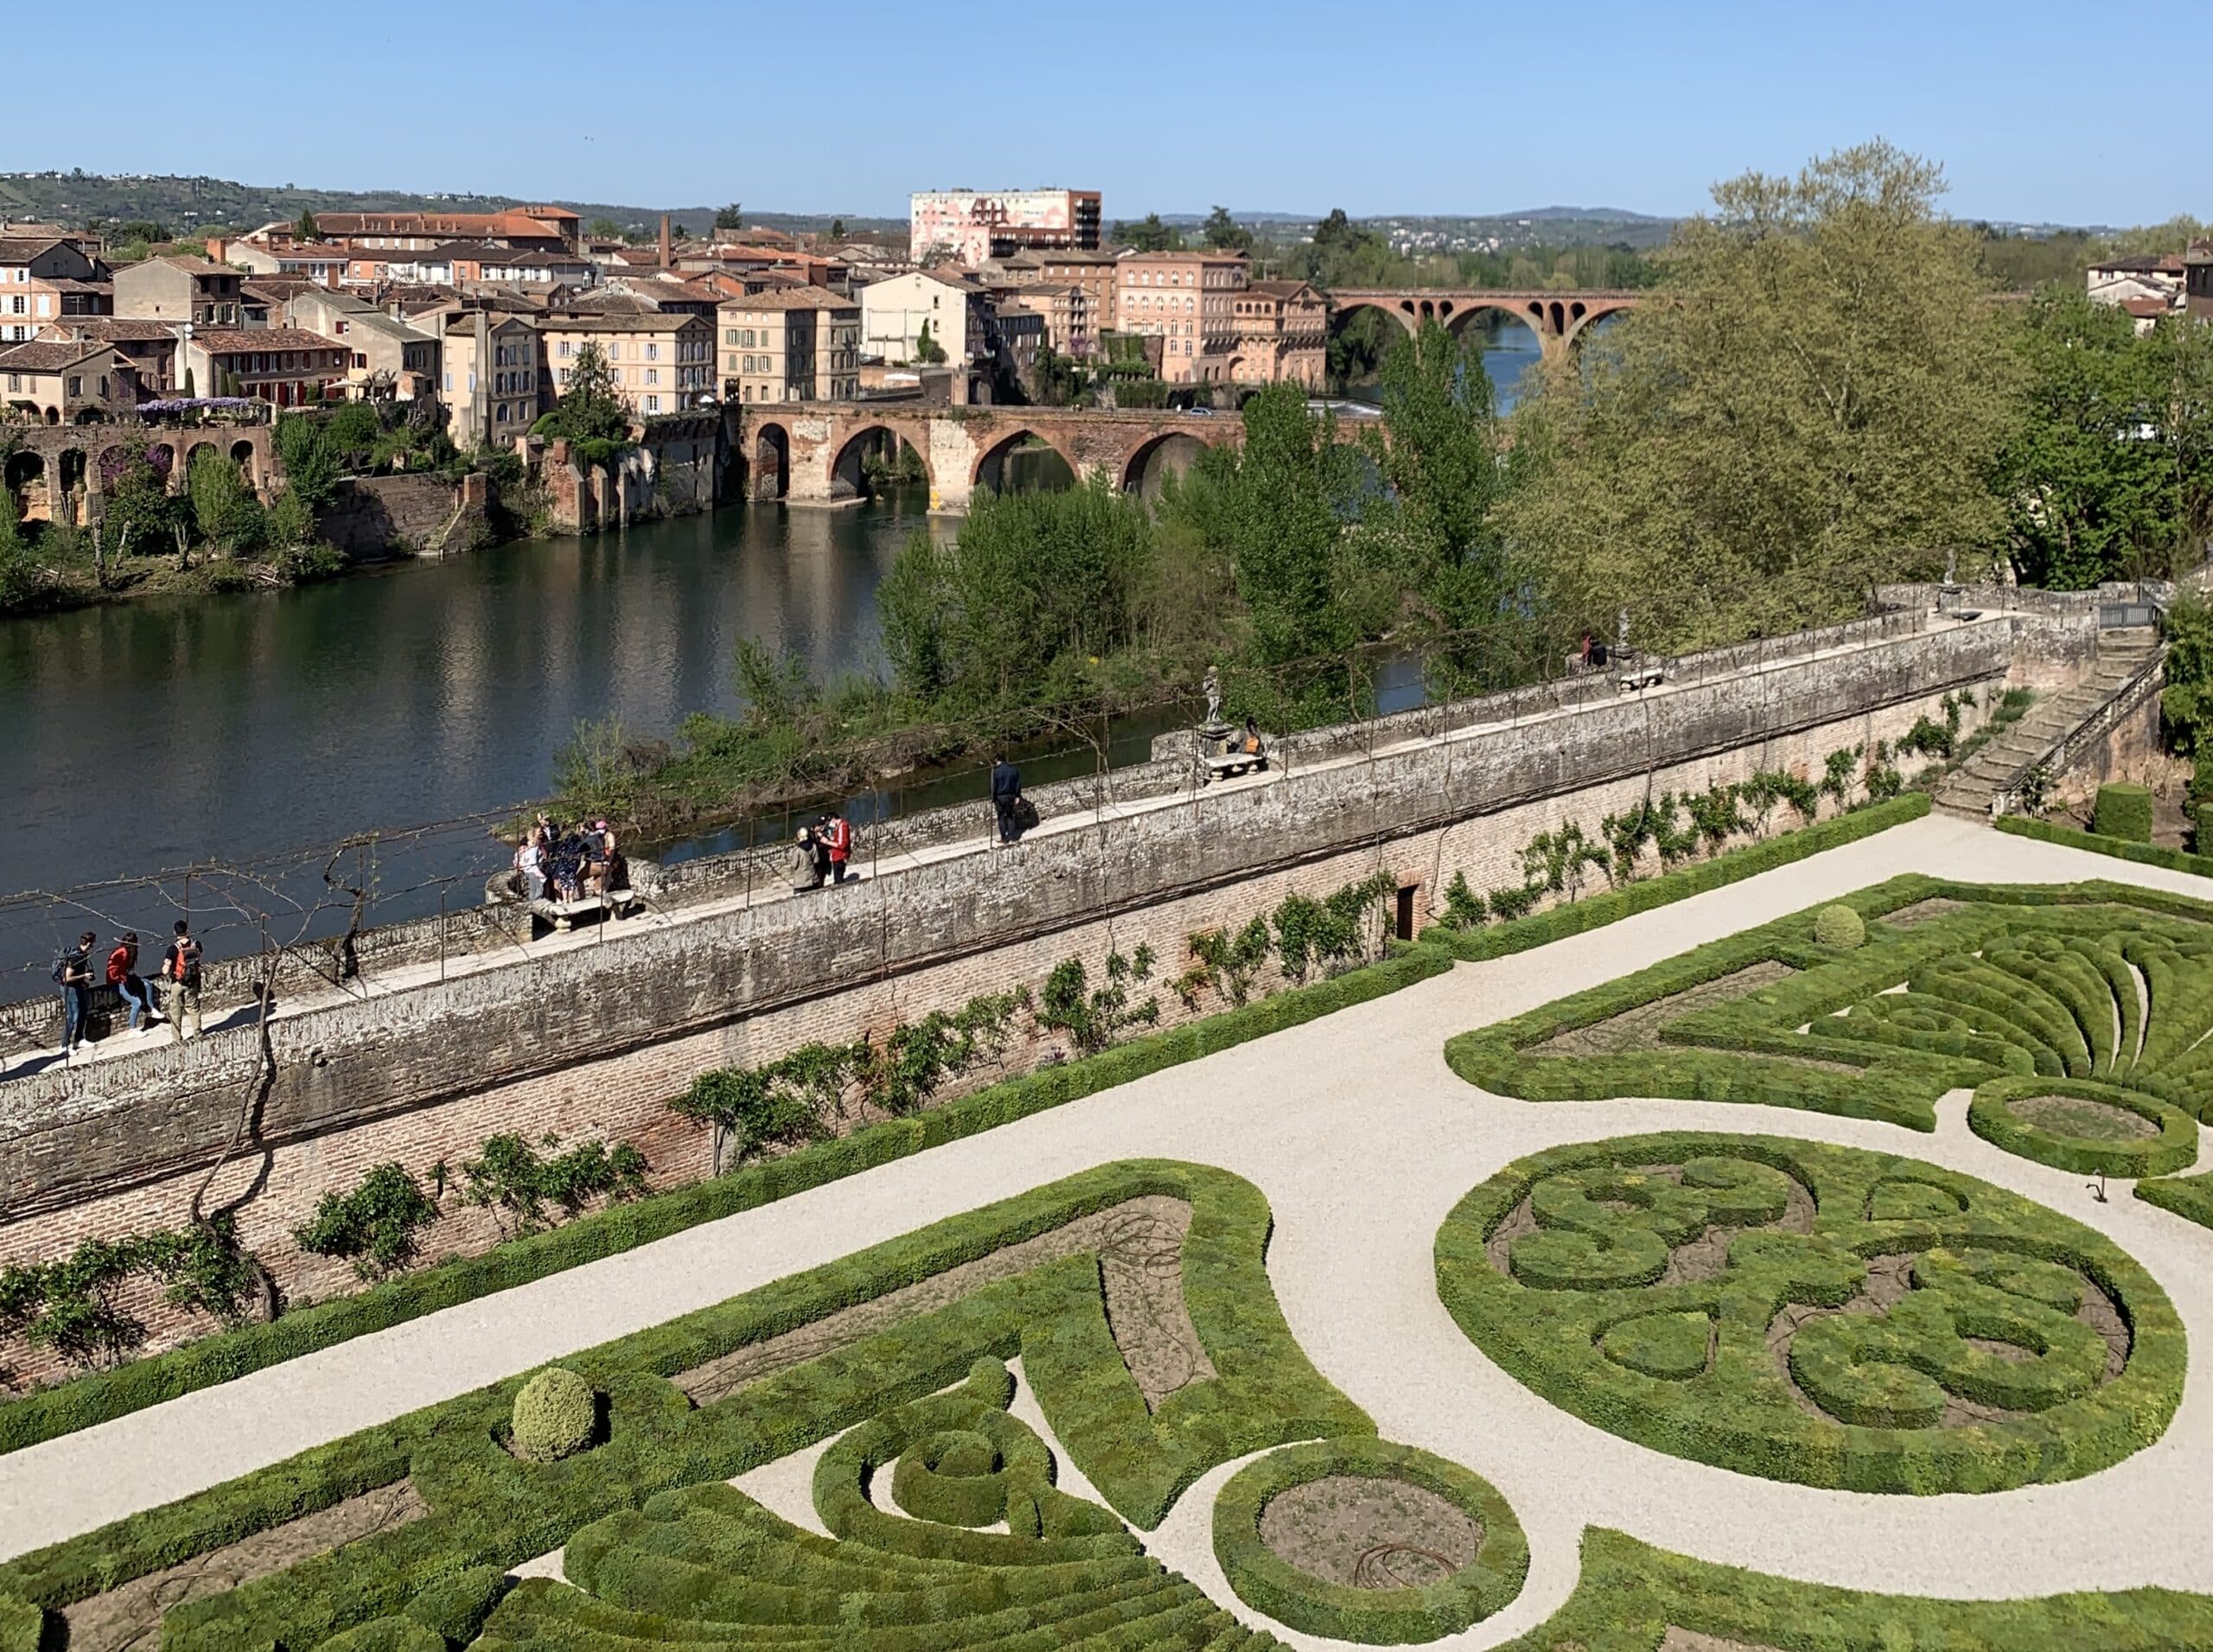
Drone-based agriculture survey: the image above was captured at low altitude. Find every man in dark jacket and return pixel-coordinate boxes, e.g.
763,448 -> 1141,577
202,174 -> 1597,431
990,755 -> 1023,845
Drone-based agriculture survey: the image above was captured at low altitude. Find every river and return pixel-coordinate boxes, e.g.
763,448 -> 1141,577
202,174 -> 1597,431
0,336 -> 1540,987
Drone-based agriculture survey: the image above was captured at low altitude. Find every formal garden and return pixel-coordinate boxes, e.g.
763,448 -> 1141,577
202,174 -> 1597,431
16,822 -> 2213,1648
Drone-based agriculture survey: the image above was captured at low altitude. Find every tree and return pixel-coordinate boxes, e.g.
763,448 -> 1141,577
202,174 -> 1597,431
830,218 -> 846,241
1502,140 -> 2022,649
99,455 -> 185,584
1202,206 -> 1252,254
914,320 -> 947,365
587,218 -> 625,241
297,208 -> 319,241
714,202 -> 743,231
188,447 -> 265,561
1311,208 -> 1357,252
1112,214 -> 1183,254
539,342 -> 632,457
1997,289 -> 2179,589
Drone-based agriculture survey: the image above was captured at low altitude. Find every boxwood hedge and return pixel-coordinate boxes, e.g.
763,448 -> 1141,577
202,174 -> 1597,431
1445,875 -> 2213,1150
1501,1528 -> 2213,1651
1997,813 -> 2213,881
0,1159 -> 1368,1651
1433,1132 -> 2184,1495
1212,1438 -> 1527,1643
1969,1076 -> 2198,1178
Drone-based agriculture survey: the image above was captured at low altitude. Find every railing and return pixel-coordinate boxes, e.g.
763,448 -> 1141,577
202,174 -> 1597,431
1990,646 -> 2168,817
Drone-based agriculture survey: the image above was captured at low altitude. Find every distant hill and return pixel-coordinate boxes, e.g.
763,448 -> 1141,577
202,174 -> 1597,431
0,169 -> 901,238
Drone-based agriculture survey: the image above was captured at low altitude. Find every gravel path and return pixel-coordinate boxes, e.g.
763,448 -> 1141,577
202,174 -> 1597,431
10,812 -> 2213,1649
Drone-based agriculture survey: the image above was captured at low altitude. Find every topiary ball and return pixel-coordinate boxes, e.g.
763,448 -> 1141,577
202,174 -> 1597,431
512,1367 -> 596,1463
1814,905 -> 1865,950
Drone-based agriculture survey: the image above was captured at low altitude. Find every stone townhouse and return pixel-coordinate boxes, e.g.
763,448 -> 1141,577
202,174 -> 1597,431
0,235 -> 108,344
113,256 -> 248,328
1113,251 -> 1249,385
442,311 -> 541,446
174,327 -> 348,405
0,335 -> 141,424
716,289 -> 861,404
537,313 -> 713,416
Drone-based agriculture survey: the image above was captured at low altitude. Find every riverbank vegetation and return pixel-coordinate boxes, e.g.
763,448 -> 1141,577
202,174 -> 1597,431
571,139 -> 2199,835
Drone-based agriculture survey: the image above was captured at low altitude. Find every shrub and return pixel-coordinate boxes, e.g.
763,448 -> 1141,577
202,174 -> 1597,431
2094,782 -> 2154,843
404,1566 -> 510,1643
1813,904 -> 1865,950
510,1366 -> 597,1462
459,1132 -> 647,1234
1967,1077 -> 2197,1178
292,1164 -> 441,1281
1036,947 -> 1158,1052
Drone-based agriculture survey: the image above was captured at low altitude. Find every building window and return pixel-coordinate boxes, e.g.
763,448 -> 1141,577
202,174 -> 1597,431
66,376 -> 82,397
645,395 -> 661,413
646,369 -> 658,386
646,342 -> 660,360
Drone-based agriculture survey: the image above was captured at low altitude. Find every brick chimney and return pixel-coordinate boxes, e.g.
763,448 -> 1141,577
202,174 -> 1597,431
659,214 -> 672,270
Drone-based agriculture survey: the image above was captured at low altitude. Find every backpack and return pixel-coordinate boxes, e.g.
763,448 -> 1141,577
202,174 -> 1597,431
50,953 -> 67,985
169,937 -> 203,989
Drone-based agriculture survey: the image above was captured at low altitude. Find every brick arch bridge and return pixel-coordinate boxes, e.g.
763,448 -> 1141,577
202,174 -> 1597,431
1,419 -> 276,526
741,405 -> 1257,512
1327,289 -> 1642,364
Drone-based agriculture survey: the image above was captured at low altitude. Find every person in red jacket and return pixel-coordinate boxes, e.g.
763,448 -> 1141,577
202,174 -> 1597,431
105,930 -> 159,1032
823,813 -> 854,883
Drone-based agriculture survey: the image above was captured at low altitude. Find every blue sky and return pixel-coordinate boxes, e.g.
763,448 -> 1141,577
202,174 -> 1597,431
9,1 -> 2203,227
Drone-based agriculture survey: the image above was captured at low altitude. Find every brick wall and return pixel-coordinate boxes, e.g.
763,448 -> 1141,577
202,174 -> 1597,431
318,474 -> 475,558
0,632 -> 1996,1381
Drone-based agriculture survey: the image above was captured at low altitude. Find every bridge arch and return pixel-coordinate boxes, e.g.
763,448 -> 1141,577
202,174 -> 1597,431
1120,431 -> 1210,498
750,421 -> 789,501
971,428 -> 1079,495
829,423 -> 931,501
230,439 -> 259,490
3,449 -> 48,524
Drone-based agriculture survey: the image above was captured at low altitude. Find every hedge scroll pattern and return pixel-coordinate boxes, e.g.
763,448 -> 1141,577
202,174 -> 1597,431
1212,1438 -> 1527,1643
0,1161 -> 1368,1651
1434,1132 -> 2183,1494
1445,875 -> 2213,1167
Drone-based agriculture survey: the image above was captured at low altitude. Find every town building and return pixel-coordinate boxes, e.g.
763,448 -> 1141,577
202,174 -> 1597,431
287,289 -> 440,399
994,281 -> 1094,359
381,243 -> 597,289
219,239 -> 352,286
2086,253 -> 2187,313
717,289 -> 862,404
442,311 -> 541,446
1,235 -> 109,343
859,269 -> 990,370
173,327 -> 348,406
0,336 -> 141,424
33,317 -> 182,394
1113,251 -> 1249,384
909,189 -> 1101,267
1230,278 -> 1328,389
2191,241 -> 2213,322
537,313 -> 714,417
113,256 -> 248,328
264,207 -> 582,254
993,248 -> 1119,339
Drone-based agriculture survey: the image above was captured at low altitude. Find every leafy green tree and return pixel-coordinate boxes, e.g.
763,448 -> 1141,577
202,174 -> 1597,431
913,320 -> 947,365
1359,321 -> 1519,660
539,342 -> 632,460
830,218 -> 846,241
714,202 -> 743,231
188,446 -> 265,559
587,217 -> 625,240
1998,289 -> 2178,589
99,455 -> 186,578
274,411 -> 341,510
1502,140 -> 2022,648
1112,214 -> 1183,253
296,208 -> 319,241
1202,206 -> 1252,254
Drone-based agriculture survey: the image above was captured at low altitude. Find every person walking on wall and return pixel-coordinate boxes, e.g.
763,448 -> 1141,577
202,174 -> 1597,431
57,931 -> 95,1062
990,754 -> 1024,845
824,812 -> 854,883
107,930 -> 159,1033
162,919 -> 205,1043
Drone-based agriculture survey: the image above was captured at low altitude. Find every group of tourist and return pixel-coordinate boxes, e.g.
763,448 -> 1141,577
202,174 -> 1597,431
53,921 -> 203,1062
788,812 -> 857,891
513,817 -> 628,907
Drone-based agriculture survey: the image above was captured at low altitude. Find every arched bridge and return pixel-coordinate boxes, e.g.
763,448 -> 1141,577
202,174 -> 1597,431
1326,289 -> 1642,362
741,405 -> 1259,513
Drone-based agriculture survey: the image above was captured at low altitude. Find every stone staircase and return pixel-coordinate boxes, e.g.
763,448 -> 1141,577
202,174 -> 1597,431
1933,629 -> 2164,819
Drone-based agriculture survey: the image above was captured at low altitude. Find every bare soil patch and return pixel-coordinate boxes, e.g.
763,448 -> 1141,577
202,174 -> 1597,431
1661,1631 -> 1786,1652
1485,1162 -> 1814,1281
1258,1474 -> 1480,1590
62,1479 -> 425,1652
1528,962 -> 1798,1057
673,1195 -> 1211,1413
2012,1094 -> 2159,1142
1884,897 -> 1967,929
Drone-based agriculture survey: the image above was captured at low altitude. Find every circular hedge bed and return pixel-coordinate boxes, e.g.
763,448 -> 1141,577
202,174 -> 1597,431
1212,1438 -> 1526,1643
1433,1131 -> 2183,1494
1967,1077 -> 2197,1178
